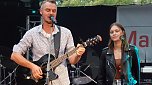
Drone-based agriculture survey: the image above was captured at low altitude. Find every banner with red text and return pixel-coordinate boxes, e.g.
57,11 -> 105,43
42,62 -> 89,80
117,5 -> 152,63
125,26 -> 152,63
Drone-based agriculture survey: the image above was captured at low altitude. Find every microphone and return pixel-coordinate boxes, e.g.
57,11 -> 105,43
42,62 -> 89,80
120,35 -> 125,41
50,16 -> 57,24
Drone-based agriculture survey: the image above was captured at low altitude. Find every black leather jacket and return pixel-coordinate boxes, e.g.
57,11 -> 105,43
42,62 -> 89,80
97,45 -> 140,85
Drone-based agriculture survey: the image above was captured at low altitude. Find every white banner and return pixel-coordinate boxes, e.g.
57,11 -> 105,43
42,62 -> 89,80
117,5 -> 152,63
125,26 -> 152,63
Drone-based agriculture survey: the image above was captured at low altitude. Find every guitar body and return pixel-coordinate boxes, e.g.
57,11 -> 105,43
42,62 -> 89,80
16,54 -> 58,85
15,35 -> 101,85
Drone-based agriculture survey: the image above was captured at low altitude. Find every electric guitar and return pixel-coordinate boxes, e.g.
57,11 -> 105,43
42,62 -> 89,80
16,35 -> 102,84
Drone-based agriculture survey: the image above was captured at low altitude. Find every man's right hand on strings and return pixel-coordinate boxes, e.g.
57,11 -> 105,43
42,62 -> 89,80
30,64 -> 43,80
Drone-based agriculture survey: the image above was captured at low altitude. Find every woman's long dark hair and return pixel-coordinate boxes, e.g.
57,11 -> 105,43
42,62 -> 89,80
108,22 -> 129,51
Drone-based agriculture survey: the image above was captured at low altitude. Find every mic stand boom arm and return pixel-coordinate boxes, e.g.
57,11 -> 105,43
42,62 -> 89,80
71,64 -> 97,84
79,70 -> 97,84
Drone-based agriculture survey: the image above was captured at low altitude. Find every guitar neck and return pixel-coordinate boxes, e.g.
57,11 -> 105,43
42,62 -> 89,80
50,47 -> 78,69
44,35 -> 101,69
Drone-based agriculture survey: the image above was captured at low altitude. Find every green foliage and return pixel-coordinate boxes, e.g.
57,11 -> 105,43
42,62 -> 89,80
56,0 -> 152,7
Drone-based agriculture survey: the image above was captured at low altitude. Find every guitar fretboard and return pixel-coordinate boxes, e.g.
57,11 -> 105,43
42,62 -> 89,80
50,47 -> 78,69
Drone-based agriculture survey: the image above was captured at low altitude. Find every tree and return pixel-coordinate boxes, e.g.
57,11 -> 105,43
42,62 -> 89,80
57,0 -> 152,7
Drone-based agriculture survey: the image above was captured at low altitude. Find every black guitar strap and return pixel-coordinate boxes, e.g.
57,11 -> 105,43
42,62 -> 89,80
53,25 -> 61,58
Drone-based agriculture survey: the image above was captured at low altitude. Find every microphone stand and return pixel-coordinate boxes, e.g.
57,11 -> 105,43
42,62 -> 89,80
71,65 -> 97,84
79,70 -> 97,84
45,23 -> 54,85
0,65 -> 18,85
145,51 -> 146,63
0,56 -> 2,83
121,40 -> 124,85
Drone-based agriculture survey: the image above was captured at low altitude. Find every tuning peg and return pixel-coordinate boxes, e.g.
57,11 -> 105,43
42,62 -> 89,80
79,37 -> 84,44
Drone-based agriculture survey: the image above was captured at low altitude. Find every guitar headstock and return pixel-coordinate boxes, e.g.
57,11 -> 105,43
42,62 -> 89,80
82,35 -> 102,47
